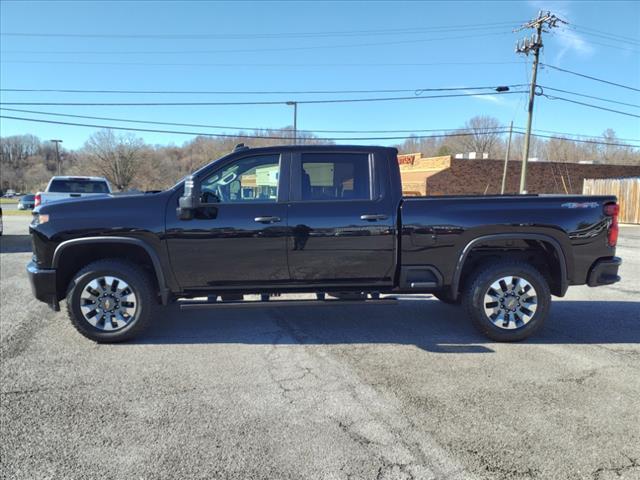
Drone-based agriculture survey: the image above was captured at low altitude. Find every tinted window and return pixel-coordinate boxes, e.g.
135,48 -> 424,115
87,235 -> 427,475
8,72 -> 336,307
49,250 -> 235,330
201,154 -> 279,203
21,194 -> 35,201
301,153 -> 370,201
49,179 -> 110,194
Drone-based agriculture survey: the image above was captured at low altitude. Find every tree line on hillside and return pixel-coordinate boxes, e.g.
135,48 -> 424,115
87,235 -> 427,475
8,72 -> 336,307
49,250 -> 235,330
1,116 -> 638,194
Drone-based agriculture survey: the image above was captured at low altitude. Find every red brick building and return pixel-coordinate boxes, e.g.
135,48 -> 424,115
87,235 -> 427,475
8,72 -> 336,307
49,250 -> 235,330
398,153 -> 640,196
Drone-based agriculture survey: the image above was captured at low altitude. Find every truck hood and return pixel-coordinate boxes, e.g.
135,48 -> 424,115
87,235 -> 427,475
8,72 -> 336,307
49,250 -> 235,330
36,192 -> 112,207
35,191 -> 163,214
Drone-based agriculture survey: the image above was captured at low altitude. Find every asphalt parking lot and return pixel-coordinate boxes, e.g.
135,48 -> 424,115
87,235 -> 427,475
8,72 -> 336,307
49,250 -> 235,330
1,214 -> 639,480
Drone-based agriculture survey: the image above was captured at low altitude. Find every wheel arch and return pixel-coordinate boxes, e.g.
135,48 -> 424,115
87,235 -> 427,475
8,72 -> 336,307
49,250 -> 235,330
450,233 -> 569,299
52,237 -> 170,305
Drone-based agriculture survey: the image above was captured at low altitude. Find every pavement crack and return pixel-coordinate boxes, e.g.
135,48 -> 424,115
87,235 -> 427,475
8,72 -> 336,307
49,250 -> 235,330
557,368 -> 599,385
337,420 -> 376,448
592,455 -> 640,479
465,448 -> 539,479
375,462 -> 416,480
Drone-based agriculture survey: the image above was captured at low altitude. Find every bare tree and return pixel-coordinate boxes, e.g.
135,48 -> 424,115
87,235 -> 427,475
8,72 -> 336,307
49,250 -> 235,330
83,130 -> 145,191
455,116 -> 504,157
0,134 -> 41,167
2,120 -> 638,193
599,129 -> 638,165
0,135 -> 44,191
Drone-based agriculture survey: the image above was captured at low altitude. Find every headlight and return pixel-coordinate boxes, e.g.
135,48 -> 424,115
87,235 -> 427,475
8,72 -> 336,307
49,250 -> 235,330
36,213 -> 49,225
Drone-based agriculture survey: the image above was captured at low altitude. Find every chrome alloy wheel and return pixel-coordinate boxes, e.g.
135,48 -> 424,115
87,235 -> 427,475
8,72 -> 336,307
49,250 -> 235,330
80,276 -> 137,331
483,276 -> 538,330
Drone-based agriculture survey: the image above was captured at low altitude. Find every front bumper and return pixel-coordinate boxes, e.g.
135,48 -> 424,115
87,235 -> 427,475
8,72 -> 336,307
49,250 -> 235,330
27,261 -> 60,311
587,257 -> 622,287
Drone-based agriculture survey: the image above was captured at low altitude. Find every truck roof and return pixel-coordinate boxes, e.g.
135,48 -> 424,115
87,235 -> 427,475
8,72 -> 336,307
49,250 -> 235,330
48,176 -> 109,182
228,144 -> 398,155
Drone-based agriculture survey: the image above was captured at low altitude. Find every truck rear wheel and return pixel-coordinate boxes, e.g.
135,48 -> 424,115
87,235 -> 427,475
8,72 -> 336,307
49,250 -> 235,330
462,261 -> 550,342
66,259 -> 156,343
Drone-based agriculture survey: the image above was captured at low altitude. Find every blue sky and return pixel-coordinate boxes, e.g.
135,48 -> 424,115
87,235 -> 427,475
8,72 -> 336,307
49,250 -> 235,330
1,0 -> 639,149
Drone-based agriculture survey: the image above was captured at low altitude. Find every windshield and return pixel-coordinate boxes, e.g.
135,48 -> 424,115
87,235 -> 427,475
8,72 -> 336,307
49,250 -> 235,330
49,179 -> 110,194
21,194 -> 35,201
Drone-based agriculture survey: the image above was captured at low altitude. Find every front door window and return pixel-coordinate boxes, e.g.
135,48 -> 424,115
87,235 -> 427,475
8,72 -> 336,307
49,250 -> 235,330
201,154 -> 280,203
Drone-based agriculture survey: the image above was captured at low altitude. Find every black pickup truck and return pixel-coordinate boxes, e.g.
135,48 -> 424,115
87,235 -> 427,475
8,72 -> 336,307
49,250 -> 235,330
28,144 -> 621,342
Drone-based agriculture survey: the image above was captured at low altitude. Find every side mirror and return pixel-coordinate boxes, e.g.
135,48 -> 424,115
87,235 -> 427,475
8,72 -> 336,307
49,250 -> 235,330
177,175 -> 200,220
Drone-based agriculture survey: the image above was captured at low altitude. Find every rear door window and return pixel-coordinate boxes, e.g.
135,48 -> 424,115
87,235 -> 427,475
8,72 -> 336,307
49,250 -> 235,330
300,153 -> 370,201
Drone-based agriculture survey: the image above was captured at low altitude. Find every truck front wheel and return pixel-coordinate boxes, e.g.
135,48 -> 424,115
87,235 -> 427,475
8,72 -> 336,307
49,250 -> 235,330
462,261 -> 551,342
433,290 -> 461,305
66,259 -> 156,343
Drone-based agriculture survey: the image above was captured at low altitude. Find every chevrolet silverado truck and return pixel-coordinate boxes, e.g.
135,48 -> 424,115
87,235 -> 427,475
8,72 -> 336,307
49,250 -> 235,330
27,144 -> 622,343
35,175 -> 112,208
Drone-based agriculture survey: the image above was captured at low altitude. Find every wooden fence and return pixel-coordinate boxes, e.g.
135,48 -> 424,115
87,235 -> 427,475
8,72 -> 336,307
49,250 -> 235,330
583,177 -> 640,224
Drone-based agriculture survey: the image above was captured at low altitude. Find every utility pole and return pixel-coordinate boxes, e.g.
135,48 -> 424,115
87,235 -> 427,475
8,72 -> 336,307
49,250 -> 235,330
500,121 -> 513,194
515,11 -> 566,193
50,139 -> 63,175
286,101 -> 297,145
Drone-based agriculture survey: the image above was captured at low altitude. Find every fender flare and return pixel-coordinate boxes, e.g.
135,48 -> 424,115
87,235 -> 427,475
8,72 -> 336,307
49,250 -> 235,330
52,236 -> 170,305
450,233 -> 569,299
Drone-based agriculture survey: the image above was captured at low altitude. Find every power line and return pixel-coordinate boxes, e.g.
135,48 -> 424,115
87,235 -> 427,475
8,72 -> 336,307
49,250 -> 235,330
540,63 -> 640,92
2,107 -> 636,141
0,89 -> 527,107
0,21 -> 521,39
0,107 -> 512,134
1,114 -> 638,148
539,86 -> 640,109
528,132 -> 639,148
541,94 -> 640,118
0,31 -> 513,55
0,60 -> 526,68
570,24 -> 640,45
0,114 -> 516,141
517,126 -> 640,143
0,85 -> 526,96
553,31 -> 640,54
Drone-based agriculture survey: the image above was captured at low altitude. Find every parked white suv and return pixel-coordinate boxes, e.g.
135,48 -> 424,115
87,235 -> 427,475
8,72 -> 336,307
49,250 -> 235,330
35,176 -> 112,207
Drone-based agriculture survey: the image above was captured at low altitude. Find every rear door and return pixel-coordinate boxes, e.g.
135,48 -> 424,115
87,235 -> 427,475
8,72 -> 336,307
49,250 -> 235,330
286,150 -> 396,285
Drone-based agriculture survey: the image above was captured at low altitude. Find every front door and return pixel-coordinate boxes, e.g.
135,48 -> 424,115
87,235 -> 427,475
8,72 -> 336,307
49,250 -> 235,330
165,153 -> 289,289
286,151 -> 396,285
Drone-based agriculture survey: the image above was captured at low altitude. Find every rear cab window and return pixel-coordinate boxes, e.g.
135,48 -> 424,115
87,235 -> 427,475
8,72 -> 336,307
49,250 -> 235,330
48,179 -> 110,194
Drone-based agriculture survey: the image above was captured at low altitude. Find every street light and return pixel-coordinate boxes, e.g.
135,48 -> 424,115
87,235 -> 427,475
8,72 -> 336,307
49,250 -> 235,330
286,101 -> 297,145
50,139 -> 63,175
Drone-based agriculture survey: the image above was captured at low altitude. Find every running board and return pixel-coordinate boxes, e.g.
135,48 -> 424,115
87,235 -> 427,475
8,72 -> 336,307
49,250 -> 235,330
410,281 -> 438,289
179,298 -> 398,310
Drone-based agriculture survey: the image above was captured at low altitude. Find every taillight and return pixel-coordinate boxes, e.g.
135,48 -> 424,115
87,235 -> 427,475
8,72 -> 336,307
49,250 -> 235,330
604,203 -> 619,247
34,193 -> 41,207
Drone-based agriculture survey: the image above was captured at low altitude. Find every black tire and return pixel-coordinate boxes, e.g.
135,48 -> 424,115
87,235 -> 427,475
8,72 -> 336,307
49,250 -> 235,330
66,259 -> 156,343
462,261 -> 551,342
433,290 -> 461,305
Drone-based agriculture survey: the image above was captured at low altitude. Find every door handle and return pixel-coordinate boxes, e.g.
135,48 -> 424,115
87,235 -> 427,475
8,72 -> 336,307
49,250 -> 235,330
360,214 -> 388,221
254,216 -> 281,224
